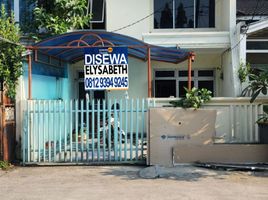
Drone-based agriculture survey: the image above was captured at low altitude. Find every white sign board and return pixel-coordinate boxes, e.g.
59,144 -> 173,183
84,47 -> 128,90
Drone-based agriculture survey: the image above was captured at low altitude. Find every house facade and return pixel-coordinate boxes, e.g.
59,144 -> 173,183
7,0 -> 242,102
0,0 -> 248,141
1,1 -> 268,162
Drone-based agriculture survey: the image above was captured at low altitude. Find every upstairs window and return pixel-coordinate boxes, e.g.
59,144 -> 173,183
154,0 -> 215,29
0,0 -> 14,16
86,0 -> 106,29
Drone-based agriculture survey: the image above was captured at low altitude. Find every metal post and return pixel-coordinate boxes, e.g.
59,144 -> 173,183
187,53 -> 195,90
188,54 -> 192,90
147,47 -> 152,97
28,51 -> 32,100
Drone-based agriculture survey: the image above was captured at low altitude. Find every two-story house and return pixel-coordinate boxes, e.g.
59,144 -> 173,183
10,0 -> 243,102
2,1 -> 268,164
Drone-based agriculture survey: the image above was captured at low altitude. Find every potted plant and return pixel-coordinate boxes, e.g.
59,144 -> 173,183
240,65 -> 268,143
170,87 -> 212,109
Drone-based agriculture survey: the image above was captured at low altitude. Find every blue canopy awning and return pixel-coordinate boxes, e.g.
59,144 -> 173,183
30,30 -> 191,64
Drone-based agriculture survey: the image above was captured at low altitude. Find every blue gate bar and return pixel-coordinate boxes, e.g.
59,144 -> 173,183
114,99 -> 118,161
31,101 -> 36,162
91,99 -> 95,161
27,101 -> 30,163
136,99 -> 140,160
38,101 -> 41,162
53,101 -> 57,161
97,100 -> 101,161
75,100 -> 79,163
80,100 -> 84,162
108,99 -> 111,161
102,99 -> 106,161
69,100 -> 73,162
130,99 -> 134,161
119,99 -> 123,161
59,100 -> 62,161
43,101 -> 46,162
48,101 -> 51,162
141,99 -> 145,157
124,99 -> 128,161
86,99 -> 89,162
64,100 -> 67,162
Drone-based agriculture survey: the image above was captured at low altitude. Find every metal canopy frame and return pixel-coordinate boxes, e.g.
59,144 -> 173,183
26,31 -> 195,99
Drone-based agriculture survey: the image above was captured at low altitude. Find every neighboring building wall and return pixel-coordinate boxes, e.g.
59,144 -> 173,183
237,0 -> 268,97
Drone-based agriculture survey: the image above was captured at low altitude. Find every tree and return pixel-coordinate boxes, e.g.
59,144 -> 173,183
0,4 -> 24,99
34,0 -> 91,35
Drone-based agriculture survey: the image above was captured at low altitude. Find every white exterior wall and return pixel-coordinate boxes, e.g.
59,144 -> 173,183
106,0 -> 151,40
106,0 -> 238,97
221,51 -> 234,97
71,57 -> 148,99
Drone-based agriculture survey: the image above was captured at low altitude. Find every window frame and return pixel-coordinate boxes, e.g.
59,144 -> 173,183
87,0 -> 105,23
246,39 -> 268,53
153,68 -> 215,97
153,0 -> 216,29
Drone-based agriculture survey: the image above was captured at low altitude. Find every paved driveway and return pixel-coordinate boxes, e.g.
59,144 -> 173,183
0,165 -> 268,200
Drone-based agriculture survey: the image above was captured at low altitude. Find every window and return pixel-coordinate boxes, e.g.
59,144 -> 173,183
19,0 -> 36,33
154,69 -> 215,97
155,80 -> 176,97
247,41 -> 268,50
0,0 -> 14,16
86,0 -> 106,29
246,39 -> 268,70
154,0 -> 215,29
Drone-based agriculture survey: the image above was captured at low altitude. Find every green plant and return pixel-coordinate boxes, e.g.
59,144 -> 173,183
238,62 -> 251,83
34,0 -> 91,36
0,4 -> 24,99
170,87 -> 212,109
241,69 -> 268,103
0,160 -> 11,170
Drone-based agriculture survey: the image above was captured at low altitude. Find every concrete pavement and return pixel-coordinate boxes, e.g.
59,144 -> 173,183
0,165 -> 268,200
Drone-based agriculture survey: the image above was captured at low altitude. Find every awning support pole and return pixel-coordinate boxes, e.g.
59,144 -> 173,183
147,47 -> 152,97
28,50 -> 32,100
188,53 -> 194,90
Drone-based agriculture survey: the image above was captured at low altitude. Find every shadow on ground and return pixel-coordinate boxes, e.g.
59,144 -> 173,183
100,165 -> 231,182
